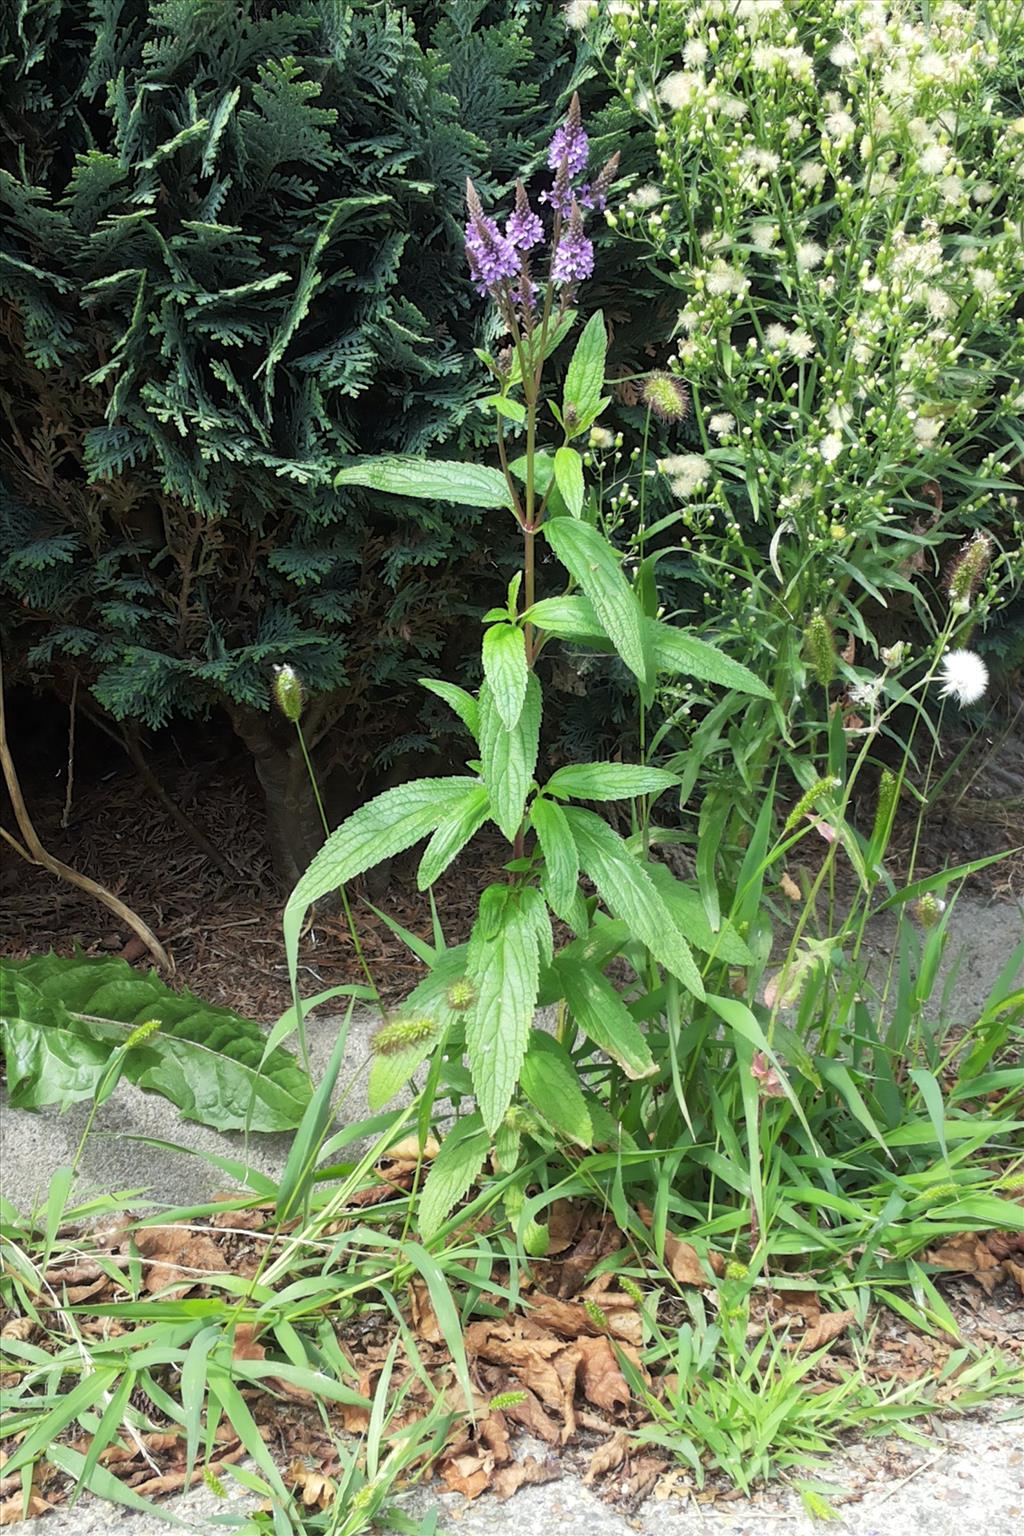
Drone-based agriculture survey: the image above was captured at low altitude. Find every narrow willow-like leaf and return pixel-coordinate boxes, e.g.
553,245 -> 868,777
557,959 -> 656,1080
482,622 -> 528,729
466,889 -> 541,1131
479,674 -> 541,843
543,518 -> 648,684
564,806 -> 704,998
419,1112 -> 490,1239
419,679 -> 479,741
335,456 -> 513,509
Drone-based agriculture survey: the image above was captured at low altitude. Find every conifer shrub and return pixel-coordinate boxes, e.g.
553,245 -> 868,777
0,0 -> 629,881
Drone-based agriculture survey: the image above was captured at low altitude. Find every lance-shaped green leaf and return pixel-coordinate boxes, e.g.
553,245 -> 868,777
563,806 -> 704,998
419,1111 -> 491,1240
523,594 -> 606,642
556,959 -> 657,1080
646,863 -> 753,965
466,889 -> 542,1131
479,673 -> 541,842
417,783 -> 490,889
482,622 -> 528,729
530,797 -> 579,922
335,456 -> 514,510
563,310 -> 607,430
520,1032 -> 593,1145
419,679 -> 479,742
648,621 -> 773,698
285,778 -> 478,985
554,446 -> 585,517
508,309 -> 577,386
543,518 -> 648,685
545,762 -> 679,803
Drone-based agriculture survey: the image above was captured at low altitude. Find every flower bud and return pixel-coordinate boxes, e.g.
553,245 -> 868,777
804,610 -> 837,687
272,664 -> 304,722
446,979 -> 476,1011
641,371 -> 691,422
913,892 -> 946,929
946,532 -> 992,614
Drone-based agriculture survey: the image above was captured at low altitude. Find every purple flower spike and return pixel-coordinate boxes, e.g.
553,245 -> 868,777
506,180 -> 544,250
547,92 -> 589,177
580,151 -> 621,212
465,178 -> 519,295
552,200 -> 594,286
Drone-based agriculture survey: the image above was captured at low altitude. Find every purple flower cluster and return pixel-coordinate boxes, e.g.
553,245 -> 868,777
547,96 -> 589,178
465,180 -> 519,296
552,203 -> 594,285
506,181 -> 543,251
464,96 -> 618,307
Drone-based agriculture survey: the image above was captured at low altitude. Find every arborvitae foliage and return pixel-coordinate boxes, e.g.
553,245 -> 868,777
1,1 -> 635,876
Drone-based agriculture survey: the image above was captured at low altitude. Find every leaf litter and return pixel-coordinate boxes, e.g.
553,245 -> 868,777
2,1172 -> 1022,1526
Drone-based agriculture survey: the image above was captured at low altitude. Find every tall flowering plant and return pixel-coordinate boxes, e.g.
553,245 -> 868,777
281,99 -> 772,1236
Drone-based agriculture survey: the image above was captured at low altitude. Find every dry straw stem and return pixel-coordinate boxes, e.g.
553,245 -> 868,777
0,652 -> 172,971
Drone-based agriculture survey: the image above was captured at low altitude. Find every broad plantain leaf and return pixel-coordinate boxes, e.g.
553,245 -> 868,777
0,954 -> 311,1131
335,456 -> 513,510
479,674 -> 541,842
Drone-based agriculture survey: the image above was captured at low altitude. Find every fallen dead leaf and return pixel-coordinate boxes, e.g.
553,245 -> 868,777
133,1226 -> 227,1297
0,1493 -> 52,1524
410,1280 -> 445,1344
492,1455 -> 560,1500
575,1334 -> 631,1414
927,1233 -> 1006,1296
795,1307 -> 855,1352
583,1430 -> 629,1484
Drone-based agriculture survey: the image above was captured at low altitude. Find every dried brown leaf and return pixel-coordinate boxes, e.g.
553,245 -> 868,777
575,1335 -> 631,1414
583,1430 -> 629,1484
795,1307 -> 855,1352
134,1226 -> 227,1297
491,1456 -> 560,1500
0,1494 -> 52,1524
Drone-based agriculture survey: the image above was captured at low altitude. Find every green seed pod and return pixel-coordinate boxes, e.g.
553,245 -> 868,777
946,532 -> 992,614
124,1017 -> 162,1050
871,768 -> 899,847
370,1014 -> 437,1056
446,978 -> 476,1011
783,775 -> 841,833
583,1298 -> 609,1331
488,1390 -> 528,1413
912,892 -> 946,929
804,610 -> 836,687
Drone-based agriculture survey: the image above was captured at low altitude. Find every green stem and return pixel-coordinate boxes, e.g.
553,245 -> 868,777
294,721 -> 386,1025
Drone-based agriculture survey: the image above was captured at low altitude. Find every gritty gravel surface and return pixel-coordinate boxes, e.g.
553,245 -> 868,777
11,1403 -> 1023,1534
